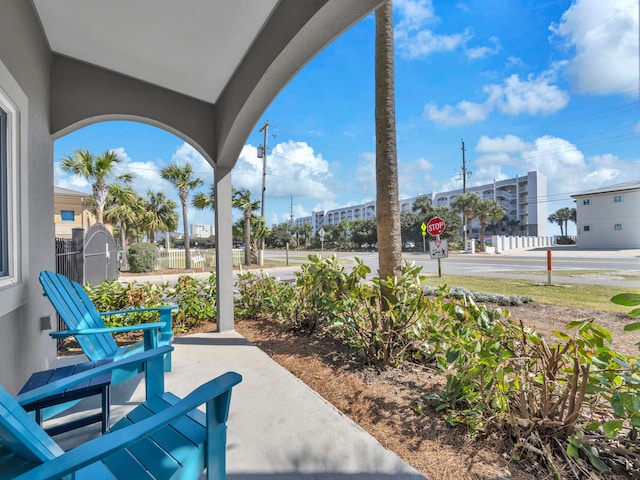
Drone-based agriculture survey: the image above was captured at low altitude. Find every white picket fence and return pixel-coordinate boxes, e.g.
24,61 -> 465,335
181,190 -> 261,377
121,248 -> 245,271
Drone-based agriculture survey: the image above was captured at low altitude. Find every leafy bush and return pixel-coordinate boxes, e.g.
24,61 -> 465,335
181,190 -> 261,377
164,274 -> 217,330
84,274 -> 218,330
419,300 -> 640,477
332,261 -> 432,366
293,254 -> 370,332
127,243 -> 158,272
235,271 -> 296,323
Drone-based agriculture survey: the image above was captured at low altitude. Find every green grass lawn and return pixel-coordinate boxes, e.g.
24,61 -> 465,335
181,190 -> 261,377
421,274 -> 640,313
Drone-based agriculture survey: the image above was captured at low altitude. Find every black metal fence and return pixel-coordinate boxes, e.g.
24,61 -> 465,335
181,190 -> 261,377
55,237 -> 81,283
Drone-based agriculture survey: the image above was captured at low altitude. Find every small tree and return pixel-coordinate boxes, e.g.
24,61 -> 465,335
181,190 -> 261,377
452,192 -> 481,241
60,149 -> 122,224
232,188 -> 260,265
476,199 -> 505,252
160,162 -> 203,269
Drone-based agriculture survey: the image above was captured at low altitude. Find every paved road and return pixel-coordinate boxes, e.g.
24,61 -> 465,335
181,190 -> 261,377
122,246 -> 640,288
263,246 -> 640,288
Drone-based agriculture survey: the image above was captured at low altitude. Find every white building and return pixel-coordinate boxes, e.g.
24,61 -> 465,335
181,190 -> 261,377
297,171 -> 547,236
571,182 -> 640,249
191,223 -> 215,238
433,171 -> 547,236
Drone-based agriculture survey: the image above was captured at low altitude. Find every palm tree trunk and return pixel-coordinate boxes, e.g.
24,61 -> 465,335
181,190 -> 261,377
182,201 -> 191,269
244,212 -> 251,266
375,0 -> 402,305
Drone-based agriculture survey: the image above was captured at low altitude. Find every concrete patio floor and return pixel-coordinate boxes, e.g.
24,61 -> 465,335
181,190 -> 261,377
51,330 -> 426,479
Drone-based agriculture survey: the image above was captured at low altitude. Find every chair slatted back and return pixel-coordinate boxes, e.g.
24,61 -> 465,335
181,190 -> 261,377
39,270 -> 118,360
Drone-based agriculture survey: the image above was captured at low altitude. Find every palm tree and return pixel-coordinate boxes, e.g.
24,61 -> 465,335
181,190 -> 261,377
452,192 -> 481,241
301,223 -> 313,248
103,175 -> 144,249
547,211 -> 563,236
476,199 -> 505,252
375,0 -> 402,304
412,194 -> 432,215
160,162 -> 203,269
60,149 -> 122,224
232,187 -> 260,266
192,184 -> 216,213
145,191 -> 178,245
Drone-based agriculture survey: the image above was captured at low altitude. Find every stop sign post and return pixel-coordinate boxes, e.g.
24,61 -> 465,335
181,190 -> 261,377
427,217 -> 446,237
427,217 -> 446,277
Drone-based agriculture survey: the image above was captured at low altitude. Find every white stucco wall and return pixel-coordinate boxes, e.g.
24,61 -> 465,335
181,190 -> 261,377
574,188 -> 640,249
0,0 -> 57,394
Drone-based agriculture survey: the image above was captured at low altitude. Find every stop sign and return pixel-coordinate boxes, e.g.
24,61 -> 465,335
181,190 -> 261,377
427,217 -> 446,236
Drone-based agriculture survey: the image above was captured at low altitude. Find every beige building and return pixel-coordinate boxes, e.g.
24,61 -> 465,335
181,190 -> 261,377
53,186 -> 97,238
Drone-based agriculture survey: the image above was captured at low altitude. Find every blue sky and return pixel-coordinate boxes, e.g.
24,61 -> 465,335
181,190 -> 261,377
54,0 -> 639,236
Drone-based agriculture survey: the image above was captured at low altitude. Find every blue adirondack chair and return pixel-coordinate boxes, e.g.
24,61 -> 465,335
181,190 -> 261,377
39,270 -> 178,382
0,347 -> 242,480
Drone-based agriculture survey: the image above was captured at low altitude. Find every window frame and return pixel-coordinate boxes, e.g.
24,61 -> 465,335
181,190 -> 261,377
0,59 -> 26,316
0,105 -> 7,278
614,223 -> 622,231
582,199 -> 590,205
60,210 -> 75,222
613,195 -> 622,203
583,225 -> 591,232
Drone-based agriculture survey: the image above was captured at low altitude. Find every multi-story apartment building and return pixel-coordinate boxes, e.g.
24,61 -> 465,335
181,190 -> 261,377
191,224 -> 215,238
294,171 -> 547,237
432,171 -> 547,236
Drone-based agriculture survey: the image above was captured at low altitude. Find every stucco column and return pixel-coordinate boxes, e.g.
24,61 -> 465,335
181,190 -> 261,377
215,166 -> 234,331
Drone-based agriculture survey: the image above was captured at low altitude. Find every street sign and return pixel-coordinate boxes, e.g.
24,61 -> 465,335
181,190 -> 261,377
429,239 -> 448,258
421,223 -> 427,236
427,217 -> 446,237
318,228 -> 325,238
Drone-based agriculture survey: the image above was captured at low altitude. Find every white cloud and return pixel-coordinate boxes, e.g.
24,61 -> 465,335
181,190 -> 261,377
424,100 -> 490,126
233,141 -> 336,202
397,28 -> 473,59
476,135 -> 531,153
399,157 -> 434,198
171,143 -> 213,178
394,0 -> 473,59
486,71 -> 569,116
550,0 -> 639,96
466,36 -> 501,60
425,69 -> 569,126
353,152 -> 377,197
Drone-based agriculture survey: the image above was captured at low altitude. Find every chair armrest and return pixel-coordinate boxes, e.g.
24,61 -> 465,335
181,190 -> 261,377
100,305 -> 177,317
16,346 -> 173,406
49,322 -> 166,339
15,371 -> 242,480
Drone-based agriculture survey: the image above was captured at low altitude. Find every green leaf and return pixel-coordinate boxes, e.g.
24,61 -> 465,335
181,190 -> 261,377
553,330 -> 571,341
631,412 -> 640,428
603,419 -> 624,438
610,392 -> 626,417
624,322 -> 640,332
611,293 -> 640,307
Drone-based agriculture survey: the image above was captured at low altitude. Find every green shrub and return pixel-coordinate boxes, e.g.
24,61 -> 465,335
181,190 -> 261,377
235,271 -> 296,323
127,242 -> 158,272
165,274 -> 217,330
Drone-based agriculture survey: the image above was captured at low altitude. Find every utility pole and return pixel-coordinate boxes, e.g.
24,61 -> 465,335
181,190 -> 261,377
461,139 -> 467,193
258,120 -> 270,220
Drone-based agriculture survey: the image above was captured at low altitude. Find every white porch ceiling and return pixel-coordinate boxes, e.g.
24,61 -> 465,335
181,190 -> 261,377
33,0 -> 279,103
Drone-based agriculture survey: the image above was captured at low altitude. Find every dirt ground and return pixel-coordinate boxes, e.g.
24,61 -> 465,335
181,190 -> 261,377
233,302 -> 638,480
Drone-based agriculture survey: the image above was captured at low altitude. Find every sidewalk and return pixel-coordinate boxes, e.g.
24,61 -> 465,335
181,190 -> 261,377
53,331 -> 426,479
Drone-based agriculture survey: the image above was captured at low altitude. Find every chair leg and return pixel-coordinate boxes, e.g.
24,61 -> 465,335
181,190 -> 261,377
164,351 -> 172,373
